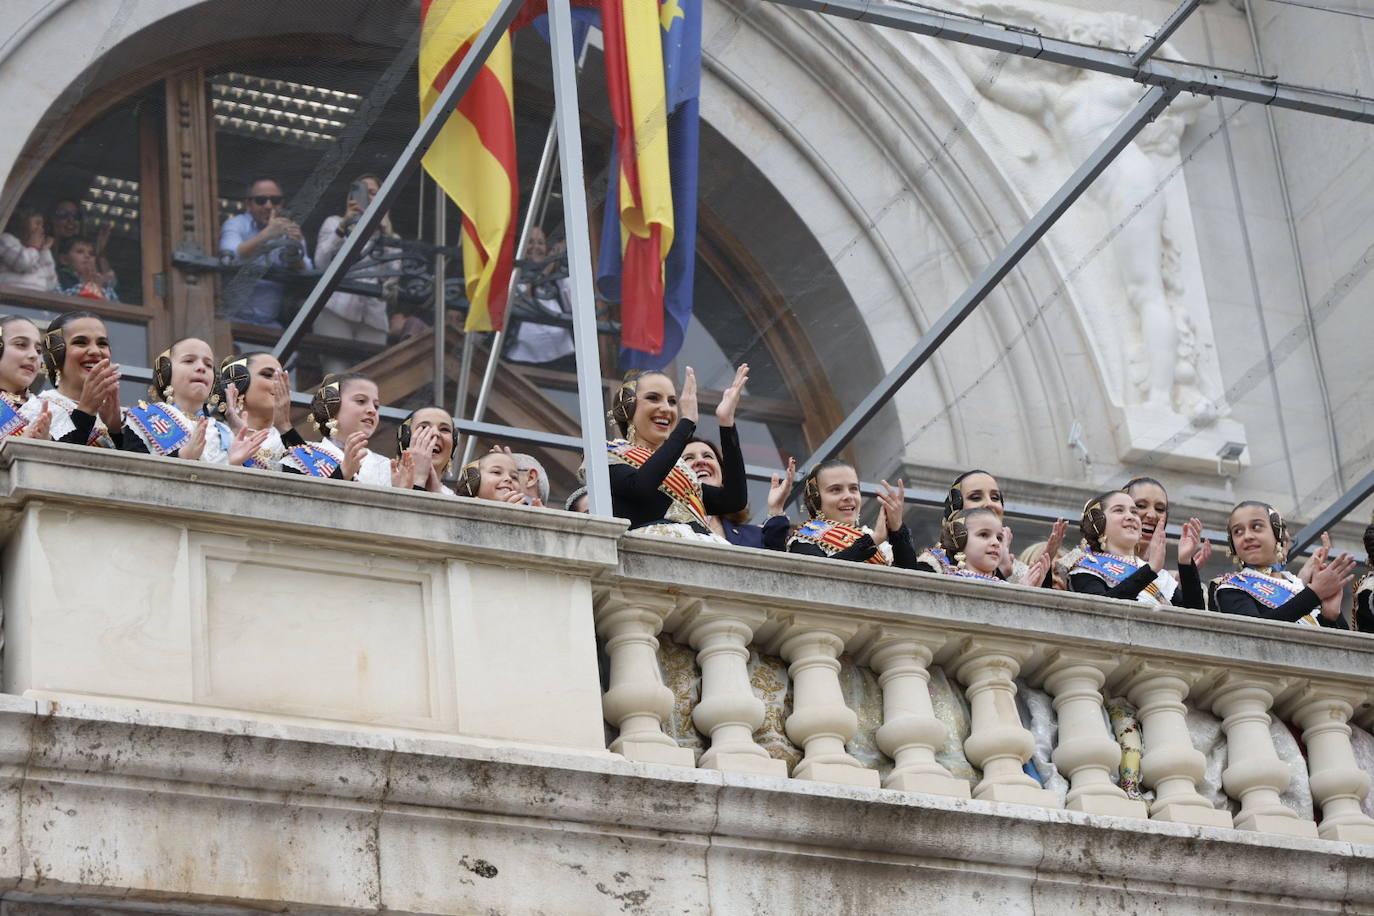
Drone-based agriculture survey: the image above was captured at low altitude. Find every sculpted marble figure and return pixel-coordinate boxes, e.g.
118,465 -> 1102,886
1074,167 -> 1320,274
948,3 -> 1228,426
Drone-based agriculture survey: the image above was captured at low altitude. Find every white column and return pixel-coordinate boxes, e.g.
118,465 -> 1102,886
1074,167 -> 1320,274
1033,649 -> 1147,818
768,616 -> 880,788
1281,683 -> 1374,844
856,626 -> 970,798
1112,661 -> 1233,828
951,638 -> 1060,808
1198,672 -> 1317,838
594,587 -> 695,767
673,599 -> 787,778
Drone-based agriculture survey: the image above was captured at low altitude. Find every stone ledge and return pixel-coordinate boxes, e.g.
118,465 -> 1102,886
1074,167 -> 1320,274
613,532 -> 1374,689
0,696 -> 1369,914
0,439 -> 626,572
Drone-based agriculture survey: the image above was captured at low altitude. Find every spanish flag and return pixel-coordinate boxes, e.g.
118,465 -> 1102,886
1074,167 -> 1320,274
419,0 -> 518,332
601,0 -> 675,355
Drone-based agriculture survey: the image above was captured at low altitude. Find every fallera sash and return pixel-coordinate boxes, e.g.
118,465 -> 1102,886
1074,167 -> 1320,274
606,440 -> 708,526
790,518 -> 890,566
283,444 -> 340,478
1218,569 -> 1302,610
126,400 -> 192,456
1073,550 -> 1161,600
0,392 -> 26,442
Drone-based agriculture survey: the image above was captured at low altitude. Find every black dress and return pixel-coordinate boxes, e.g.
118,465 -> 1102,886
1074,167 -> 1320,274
608,419 -> 747,530
1208,568 -> 1348,630
1070,561 -> 1204,608
787,522 -> 920,569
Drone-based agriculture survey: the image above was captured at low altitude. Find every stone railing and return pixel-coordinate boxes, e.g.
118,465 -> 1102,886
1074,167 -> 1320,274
603,525 -> 1374,845
1,439 -> 1373,913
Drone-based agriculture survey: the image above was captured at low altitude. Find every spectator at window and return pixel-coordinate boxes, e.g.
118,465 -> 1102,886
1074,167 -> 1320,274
314,174 -> 392,375
48,199 -> 115,283
506,227 -> 575,369
0,206 -> 56,292
56,236 -> 118,301
219,177 -> 313,328
512,452 -> 551,506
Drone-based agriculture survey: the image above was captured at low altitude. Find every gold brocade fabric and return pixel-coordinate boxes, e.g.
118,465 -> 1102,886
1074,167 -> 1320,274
656,636 -> 705,761
929,665 -> 980,784
1106,697 -> 1146,800
748,649 -> 802,771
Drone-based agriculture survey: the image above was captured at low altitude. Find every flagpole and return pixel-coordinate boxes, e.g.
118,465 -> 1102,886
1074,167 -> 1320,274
458,36 -> 587,467
433,181 -> 448,410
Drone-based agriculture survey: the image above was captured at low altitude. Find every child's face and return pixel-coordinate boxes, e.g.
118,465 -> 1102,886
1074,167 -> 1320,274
62,242 -> 97,276
962,516 -> 1004,575
477,453 -> 523,502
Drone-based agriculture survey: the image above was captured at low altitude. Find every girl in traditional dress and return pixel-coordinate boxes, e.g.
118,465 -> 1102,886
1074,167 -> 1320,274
787,459 -> 918,568
121,338 -> 270,465
1069,489 -> 1207,607
281,372 -> 390,484
219,352 -> 306,471
21,310 -> 123,448
0,315 -> 52,443
1209,501 -> 1354,628
455,450 -> 527,503
604,365 -> 748,541
682,436 -> 794,549
938,507 -> 1051,585
1354,513 -> 1374,633
1121,475 -> 1213,606
916,469 -> 1066,583
393,406 -> 456,494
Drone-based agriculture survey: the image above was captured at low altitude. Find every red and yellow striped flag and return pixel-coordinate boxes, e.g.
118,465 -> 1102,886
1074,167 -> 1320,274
602,0 -> 675,354
419,0 -> 518,332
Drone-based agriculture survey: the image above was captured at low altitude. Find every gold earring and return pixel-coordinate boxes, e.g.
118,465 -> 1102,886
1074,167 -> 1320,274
326,418 -> 338,437
954,551 -> 967,569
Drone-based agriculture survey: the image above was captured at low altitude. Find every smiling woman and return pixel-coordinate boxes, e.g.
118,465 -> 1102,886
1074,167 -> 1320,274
605,365 -> 750,541
19,310 -> 124,448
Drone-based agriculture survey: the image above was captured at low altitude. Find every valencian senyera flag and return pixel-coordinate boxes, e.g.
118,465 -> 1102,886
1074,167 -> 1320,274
597,0 -> 702,371
419,0 -> 518,332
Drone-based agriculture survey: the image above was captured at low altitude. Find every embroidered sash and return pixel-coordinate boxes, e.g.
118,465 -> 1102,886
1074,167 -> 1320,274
606,439 -> 708,526
789,518 -> 890,566
1072,550 -> 1162,600
126,400 -> 193,456
0,392 -> 26,442
919,546 -> 954,573
1217,569 -> 1303,610
283,444 -> 340,478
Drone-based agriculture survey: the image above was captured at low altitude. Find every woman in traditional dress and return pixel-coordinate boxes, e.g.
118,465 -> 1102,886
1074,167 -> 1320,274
218,352 -> 305,471
1119,475 -> 1213,605
21,310 -> 123,448
915,468 -> 1066,583
121,338 -> 270,465
281,372 -> 390,484
393,406 -> 456,494
787,458 -> 918,568
938,507 -> 1051,585
1069,489 -> 1207,607
682,436 -> 794,549
1208,501 -> 1354,628
604,365 -> 748,541
0,315 -> 52,442
1353,513 -> 1374,632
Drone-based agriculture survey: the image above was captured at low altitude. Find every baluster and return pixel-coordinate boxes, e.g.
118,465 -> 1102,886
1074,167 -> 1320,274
855,626 -> 969,797
1281,683 -> 1374,843
1197,672 -> 1317,837
1111,660 -> 1233,828
767,615 -> 879,787
594,587 -> 695,767
951,638 -> 1060,808
1032,649 -> 1147,818
674,598 -> 787,777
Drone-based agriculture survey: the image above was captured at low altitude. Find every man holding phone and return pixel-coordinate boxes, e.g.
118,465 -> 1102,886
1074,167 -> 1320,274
219,177 -> 314,328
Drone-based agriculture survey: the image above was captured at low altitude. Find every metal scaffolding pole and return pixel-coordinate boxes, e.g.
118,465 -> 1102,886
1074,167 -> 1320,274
764,0 -> 1374,123
433,182 -> 447,409
271,0 -> 525,362
794,84 -> 1179,484
1130,0 -> 1201,67
548,0 -> 612,516
458,117 -> 562,467
1289,470 -> 1374,556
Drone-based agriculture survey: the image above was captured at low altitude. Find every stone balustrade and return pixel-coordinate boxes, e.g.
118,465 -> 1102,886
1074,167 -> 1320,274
1,439 -> 1372,913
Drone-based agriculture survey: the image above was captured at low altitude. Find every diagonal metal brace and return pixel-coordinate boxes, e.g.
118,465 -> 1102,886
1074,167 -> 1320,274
793,84 -> 1179,490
